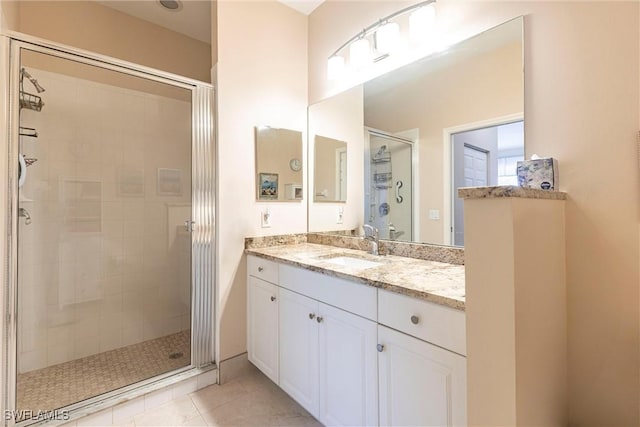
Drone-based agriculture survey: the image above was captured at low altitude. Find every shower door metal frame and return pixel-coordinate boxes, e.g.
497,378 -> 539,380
1,33 -> 216,426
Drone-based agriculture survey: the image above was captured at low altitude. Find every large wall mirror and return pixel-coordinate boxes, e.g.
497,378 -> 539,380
255,126 -> 304,202
308,17 -> 524,247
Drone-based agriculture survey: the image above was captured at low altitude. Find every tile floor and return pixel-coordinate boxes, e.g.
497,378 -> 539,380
74,365 -> 321,427
17,330 -> 191,419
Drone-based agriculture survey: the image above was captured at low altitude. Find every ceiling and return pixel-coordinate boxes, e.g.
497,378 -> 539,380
278,0 -> 324,15
97,1 -> 212,43
97,0 -> 325,45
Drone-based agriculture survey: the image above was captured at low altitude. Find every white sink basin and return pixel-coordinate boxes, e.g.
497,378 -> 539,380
323,256 -> 382,269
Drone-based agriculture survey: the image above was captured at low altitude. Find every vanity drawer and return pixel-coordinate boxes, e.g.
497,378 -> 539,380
247,255 -> 279,284
378,290 -> 466,356
279,264 -> 377,321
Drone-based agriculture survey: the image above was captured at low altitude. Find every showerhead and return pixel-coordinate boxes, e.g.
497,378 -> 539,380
21,68 -> 46,93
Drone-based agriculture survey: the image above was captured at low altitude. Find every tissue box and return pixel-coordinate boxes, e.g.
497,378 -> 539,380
517,158 -> 559,191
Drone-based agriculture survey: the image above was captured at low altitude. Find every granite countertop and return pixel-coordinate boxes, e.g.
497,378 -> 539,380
246,243 -> 465,311
458,185 -> 567,200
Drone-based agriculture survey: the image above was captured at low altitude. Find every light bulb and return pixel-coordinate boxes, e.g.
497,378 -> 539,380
375,21 -> 400,55
410,3 -> 436,43
327,55 -> 345,80
349,38 -> 372,69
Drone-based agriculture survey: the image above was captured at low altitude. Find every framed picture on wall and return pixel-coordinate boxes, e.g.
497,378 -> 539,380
258,172 -> 278,200
157,168 -> 182,196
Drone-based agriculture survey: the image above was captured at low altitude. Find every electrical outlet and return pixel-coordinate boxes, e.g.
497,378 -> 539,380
261,209 -> 272,228
428,209 -> 440,220
337,207 -> 344,224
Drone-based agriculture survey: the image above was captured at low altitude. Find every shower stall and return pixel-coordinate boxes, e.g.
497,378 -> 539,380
1,35 -> 215,425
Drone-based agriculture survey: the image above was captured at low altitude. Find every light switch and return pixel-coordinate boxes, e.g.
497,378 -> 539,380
261,209 -> 272,228
337,207 -> 344,224
428,209 -> 440,220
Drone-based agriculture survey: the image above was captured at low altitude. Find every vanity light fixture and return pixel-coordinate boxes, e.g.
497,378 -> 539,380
327,0 -> 436,80
409,3 -> 436,42
327,55 -> 346,80
375,21 -> 400,55
350,37 -> 373,69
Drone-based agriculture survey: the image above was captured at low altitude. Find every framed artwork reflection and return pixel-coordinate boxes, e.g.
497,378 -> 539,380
157,168 -> 182,196
258,172 -> 278,200
117,167 -> 144,197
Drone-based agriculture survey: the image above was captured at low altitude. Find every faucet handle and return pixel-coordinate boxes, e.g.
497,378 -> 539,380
363,224 -> 378,236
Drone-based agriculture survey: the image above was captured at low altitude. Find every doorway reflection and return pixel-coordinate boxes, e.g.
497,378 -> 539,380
451,120 -> 524,246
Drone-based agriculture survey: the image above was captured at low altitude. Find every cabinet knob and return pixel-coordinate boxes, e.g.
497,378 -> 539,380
377,344 -> 385,352
410,315 -> 420,325
309,313 -> 316,320
258,266 -> 264,272
316,316 -> 324,323
270,296 -> 276,302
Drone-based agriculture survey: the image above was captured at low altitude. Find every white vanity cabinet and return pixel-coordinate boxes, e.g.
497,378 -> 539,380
278,287 -> 378,426
246,254 -> 466,427
278,288 -> 320,415
378,290 -> 467,427
317,302 -> 378,426
247,258 -> 279,383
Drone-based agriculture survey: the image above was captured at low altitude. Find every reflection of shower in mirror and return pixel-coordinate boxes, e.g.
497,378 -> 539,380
365,130 -> 414,242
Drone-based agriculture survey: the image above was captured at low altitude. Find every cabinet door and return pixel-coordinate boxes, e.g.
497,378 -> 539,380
378,325 -> 467,427
247,276 -> 279,383
279,288 -> 320,418
318,303 -> 378,427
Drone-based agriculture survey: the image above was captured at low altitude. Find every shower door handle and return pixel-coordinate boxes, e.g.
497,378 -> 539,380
184,220 -> 195,232
395,181 -> 404,204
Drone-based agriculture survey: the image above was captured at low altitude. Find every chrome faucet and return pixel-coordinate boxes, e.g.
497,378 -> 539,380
389,223 -> 405,241
363,224 -> 379,256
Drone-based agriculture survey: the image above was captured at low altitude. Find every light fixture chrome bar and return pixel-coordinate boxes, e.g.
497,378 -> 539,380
328,0 -> 436,58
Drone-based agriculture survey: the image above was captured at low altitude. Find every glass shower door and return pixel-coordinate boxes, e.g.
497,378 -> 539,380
365,131 -> 413,241
13,47 -> 195,421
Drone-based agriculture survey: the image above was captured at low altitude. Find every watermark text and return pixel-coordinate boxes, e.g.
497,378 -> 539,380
4,409 -> 70,422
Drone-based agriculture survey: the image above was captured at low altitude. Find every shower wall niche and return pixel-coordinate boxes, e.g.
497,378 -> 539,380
17,52 -> 193,377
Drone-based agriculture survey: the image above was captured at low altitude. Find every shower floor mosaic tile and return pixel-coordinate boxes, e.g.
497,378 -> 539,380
16,330 -> 191,420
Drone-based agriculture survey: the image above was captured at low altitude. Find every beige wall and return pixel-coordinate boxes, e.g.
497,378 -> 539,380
365,42 -> 522,244
310,1 -> 639,424
8,1 -> 211,83
216,1 -> 308,361
0,0 -> 18,32
211,1 -> 218,66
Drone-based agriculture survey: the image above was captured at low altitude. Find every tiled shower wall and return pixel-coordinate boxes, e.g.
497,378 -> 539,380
17,66 -> 192,373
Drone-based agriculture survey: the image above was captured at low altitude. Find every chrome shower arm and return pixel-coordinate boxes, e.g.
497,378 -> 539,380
21,68 -> 46,93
